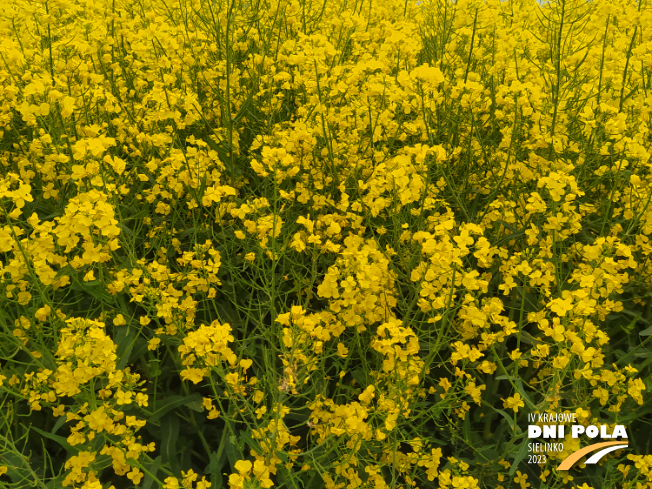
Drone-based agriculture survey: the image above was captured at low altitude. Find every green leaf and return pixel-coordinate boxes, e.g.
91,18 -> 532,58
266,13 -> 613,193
239,430 -> 261,453
233,90 -> 255,124
304,471 -> 323,489
129,337 -> 149,366
187,397 -> 205,412
206,136 -> 229,165
72,278 -> 114,304
482,400 -> 515,428
148,393 -> 203,424
51,414 -> 68,435
509,438 -> 529,476
142,456 -> 162,489
463,412 -> 472,444
225,431 -> 242,470
160,414 -> 181,474
45,475 -> 65,489
639,325 -> 652,336
518,331 -> 539,346
206,450 -> 224,489
117,222 -> 135,238
31,426 -> 78,455
3,452 -> 49,489
515,378 -> 536,410
114,325 -> 135,371
350,368 -> 367,387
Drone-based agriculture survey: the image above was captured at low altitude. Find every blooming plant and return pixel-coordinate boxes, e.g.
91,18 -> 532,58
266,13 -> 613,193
0,0 -> 651,487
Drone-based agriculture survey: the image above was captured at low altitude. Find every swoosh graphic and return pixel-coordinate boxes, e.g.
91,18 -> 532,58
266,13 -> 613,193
557,441 -> 629,470
584,445 -> 629,464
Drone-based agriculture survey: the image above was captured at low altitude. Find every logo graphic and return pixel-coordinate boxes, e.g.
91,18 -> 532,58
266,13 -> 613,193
525,412 -> 630,470
557,441 -> 629,470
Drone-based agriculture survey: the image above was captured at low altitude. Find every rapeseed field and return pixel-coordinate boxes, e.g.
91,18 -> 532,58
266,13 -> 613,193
0,0 -> 651,487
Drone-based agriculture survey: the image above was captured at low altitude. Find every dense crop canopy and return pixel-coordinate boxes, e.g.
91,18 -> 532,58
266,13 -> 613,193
1,0 -> 652,487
